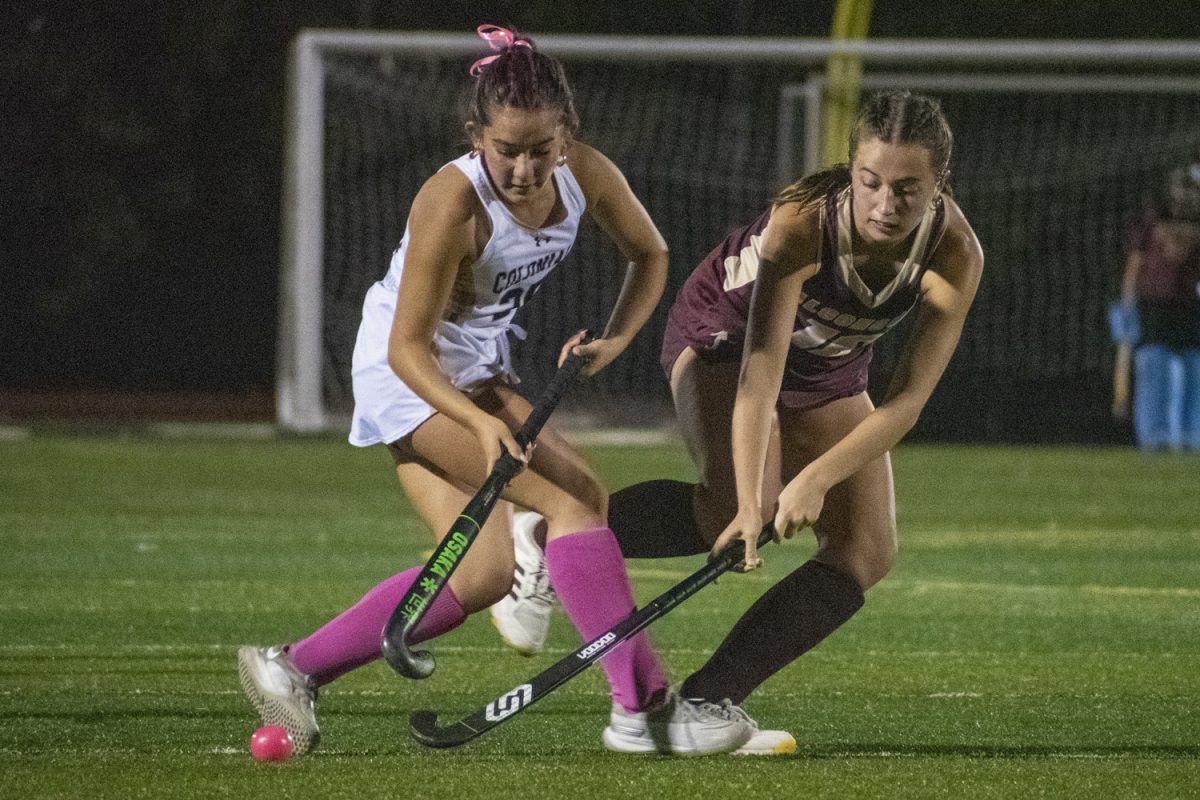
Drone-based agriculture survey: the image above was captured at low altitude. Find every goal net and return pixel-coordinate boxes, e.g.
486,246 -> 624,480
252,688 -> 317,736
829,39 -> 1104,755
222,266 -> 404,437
279,33 -> 1200,441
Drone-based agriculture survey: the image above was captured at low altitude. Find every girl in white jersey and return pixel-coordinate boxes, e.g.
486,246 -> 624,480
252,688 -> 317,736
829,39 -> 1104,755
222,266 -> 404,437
237,25 -> 752,756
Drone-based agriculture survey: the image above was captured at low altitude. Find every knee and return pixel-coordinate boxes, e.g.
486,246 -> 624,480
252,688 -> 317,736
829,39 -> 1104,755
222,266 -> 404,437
818,523 -> 897,590
863,526 -> 899,587
454,566 -> 513,614
449,543 -> 517,613
581,476 -> 609,519
540,474 -> 608,530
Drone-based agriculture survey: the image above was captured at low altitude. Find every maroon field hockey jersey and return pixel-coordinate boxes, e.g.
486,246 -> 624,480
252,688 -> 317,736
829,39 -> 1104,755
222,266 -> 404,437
1129,217 -> 1200,348
1131,217 -> 1200,303
662,186 -> 948,409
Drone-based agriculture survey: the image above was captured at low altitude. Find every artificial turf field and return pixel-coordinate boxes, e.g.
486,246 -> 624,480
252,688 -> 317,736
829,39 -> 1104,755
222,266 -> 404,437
1,432 -> 1197,799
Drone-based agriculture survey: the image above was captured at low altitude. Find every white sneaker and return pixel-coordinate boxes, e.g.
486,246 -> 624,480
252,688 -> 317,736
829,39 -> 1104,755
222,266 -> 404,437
729,706 -> 797,755
490,511 -> 555,656
602,692 -> 753,755
237,645 -> 320,755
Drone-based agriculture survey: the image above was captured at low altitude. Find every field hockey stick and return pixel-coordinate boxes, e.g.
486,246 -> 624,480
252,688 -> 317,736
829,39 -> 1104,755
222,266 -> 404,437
382,334 -> 593,680
409,523 -> 776,747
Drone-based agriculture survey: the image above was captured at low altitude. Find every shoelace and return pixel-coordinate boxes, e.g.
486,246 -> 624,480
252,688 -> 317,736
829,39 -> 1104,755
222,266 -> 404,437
681,698 -> 735,722
527,564 -> 556,604
682,698 -> 759,728
513,517 -> 556,603
724,702 -> 759,729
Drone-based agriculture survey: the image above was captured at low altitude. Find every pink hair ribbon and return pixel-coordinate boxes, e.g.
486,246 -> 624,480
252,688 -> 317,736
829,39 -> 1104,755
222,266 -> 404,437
470,24 -> 532,76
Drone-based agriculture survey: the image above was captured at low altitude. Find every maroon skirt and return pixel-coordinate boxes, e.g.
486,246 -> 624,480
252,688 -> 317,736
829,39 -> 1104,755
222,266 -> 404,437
661,297 -> 872,412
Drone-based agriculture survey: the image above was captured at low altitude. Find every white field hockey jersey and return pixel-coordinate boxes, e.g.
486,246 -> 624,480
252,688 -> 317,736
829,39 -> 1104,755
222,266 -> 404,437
348,152 -> 586,447
380,152 -> 585,334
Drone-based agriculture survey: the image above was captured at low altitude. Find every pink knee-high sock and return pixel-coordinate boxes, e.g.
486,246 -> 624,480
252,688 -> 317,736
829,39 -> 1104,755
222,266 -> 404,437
545,527 -> 669,713
288,566 -> 466,687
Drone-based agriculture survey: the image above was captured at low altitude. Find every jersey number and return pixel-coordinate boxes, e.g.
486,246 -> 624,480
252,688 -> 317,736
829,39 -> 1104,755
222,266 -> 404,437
791,321 -> 880,356
491,284 -> 542,321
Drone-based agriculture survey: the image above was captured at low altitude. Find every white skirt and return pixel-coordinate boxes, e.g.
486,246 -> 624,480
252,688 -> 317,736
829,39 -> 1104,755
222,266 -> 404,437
348,281 -> 518,447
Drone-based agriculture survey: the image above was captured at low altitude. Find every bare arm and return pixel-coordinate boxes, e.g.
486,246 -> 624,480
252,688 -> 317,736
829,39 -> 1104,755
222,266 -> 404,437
714,205 -> 821,568
386,167 -> 524,471
775,201 -> 984,538
559,143 -> 668,374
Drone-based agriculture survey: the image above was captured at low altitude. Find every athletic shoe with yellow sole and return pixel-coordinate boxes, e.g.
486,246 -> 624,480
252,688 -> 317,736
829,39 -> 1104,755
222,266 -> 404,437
733,725 -> 797,755
602,693 -> 753,755
724,702 -> 796,755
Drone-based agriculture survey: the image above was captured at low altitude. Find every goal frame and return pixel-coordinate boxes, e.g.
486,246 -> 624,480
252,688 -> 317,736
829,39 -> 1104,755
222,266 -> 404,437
277,32 -> 1200,432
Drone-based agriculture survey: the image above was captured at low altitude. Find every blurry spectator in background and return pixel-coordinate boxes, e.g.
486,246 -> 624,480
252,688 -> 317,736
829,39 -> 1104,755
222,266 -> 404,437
1111,161 -> 1200,451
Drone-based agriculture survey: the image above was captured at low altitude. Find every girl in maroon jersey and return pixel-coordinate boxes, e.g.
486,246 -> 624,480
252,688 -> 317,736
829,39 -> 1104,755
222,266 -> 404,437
1112,162 -> 1200,450
606,89 -> 985,722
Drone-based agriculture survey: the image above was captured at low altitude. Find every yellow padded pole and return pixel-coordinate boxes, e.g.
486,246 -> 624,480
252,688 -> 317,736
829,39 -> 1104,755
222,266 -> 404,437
821,0 -> 873,167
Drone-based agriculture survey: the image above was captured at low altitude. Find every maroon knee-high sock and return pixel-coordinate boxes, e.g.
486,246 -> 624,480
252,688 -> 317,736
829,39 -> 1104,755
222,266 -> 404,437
680,560 -> 864,705
607,480 -> 708,558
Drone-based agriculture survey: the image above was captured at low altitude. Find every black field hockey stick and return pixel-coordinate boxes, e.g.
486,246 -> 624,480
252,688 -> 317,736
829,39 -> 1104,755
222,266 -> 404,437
381,335 -> 592,680
409,524 -> 776,747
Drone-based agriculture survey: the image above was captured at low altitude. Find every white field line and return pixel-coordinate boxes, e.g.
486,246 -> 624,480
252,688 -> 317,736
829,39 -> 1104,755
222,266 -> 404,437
905,528 -> 1195,545
0,566 -> 1189,598
0,642 -> 723,658
0,685 -> 1182,704
11,425 -> 677,448
890,579 -> 1200,598
148,423 -> 277,439
2,644 -> 1194,662
786,750 -> 1184,760
566,427 -> 676,447
0,745 -> 1183,761
4,577 -> 1194,614
4,421 -> 674,446
625,572 -> 1200,599
2,686 -> 1173,700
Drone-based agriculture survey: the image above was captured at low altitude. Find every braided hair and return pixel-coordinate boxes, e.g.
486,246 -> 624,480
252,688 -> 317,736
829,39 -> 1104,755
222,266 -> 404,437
777,90 -> 953,209
850,90 -> 952,181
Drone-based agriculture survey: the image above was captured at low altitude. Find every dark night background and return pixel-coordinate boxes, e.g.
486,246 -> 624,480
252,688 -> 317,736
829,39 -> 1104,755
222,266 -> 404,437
3,1 -> 1199,424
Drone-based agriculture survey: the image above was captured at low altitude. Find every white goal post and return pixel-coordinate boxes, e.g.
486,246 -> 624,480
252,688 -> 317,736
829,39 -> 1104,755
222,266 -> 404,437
278,33 -> 1200,435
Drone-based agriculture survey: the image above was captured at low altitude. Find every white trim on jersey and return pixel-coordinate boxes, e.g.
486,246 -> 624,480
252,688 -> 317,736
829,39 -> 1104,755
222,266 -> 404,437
833,186 -> 939,309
